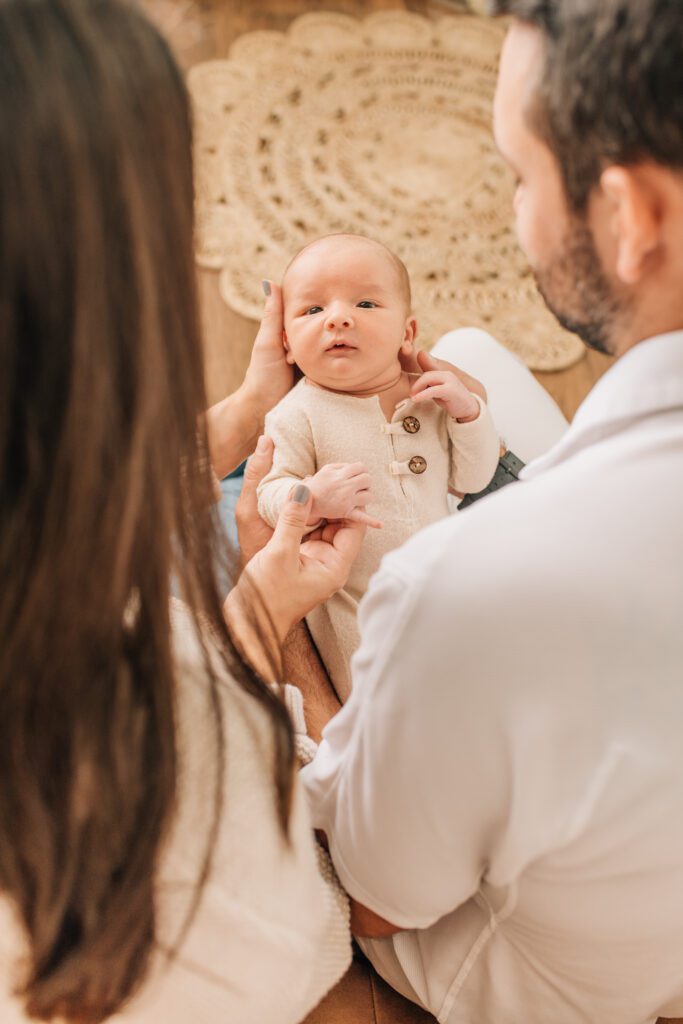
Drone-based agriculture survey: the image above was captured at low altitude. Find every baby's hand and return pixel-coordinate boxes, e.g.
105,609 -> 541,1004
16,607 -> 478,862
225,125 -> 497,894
306,463 -> 383,529
411,369 -> 481,422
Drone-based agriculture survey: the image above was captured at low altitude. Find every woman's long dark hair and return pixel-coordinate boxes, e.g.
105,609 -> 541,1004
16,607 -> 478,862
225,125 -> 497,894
0,1 -> 294,1020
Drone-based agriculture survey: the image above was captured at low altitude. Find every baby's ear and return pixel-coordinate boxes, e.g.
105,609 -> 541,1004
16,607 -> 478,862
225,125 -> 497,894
400,316 -> 418,354
283,331 -> 297,365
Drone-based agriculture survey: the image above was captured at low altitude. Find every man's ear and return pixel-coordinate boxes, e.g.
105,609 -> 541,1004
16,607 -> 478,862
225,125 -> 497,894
600,165 -> 662,285
283,330 -> 296,366
400,316 -> 418,354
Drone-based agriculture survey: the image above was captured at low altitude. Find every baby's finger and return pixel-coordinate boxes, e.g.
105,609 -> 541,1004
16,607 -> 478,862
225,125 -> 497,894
410,370 -> 449,396
347,509 -> 383,529
340,462 -> 369,478
352,473 -> 371,492
417,350 -> 487,402
412,384 -> 451,402
351,487 -> 372,507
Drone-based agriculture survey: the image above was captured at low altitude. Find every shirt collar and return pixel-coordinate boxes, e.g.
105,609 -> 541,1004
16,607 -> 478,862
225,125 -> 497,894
522,330 -> 683,480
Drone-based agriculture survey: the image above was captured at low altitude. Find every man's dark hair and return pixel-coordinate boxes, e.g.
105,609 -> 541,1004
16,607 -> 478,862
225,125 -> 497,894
491,0 -> 683,211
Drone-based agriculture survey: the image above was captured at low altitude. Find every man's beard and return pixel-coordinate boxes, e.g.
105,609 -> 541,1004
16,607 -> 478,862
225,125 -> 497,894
533,218 -> 625,356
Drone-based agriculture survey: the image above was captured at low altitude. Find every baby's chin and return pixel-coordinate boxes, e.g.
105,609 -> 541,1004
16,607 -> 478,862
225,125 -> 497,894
301,361 -> 403,393
304,368 -> 366,390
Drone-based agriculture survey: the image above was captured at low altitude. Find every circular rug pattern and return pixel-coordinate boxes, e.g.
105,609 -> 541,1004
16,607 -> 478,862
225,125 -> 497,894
188,10 -> 585,371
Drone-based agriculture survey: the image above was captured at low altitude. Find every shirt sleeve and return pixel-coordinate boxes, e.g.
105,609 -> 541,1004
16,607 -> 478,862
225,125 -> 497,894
446,395 -> 501,495
150,774 -> 352,1024
256,399 -> 317,529
155,603 -> 352,1024
300,541 -> 512,931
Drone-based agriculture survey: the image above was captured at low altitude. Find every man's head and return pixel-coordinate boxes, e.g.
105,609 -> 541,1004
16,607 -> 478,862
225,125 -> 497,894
281,234 -> 417,392
491,0 -> 683,356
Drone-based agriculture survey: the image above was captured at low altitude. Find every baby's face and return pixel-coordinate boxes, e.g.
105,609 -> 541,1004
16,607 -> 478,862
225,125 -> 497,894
282,237 -> 416,392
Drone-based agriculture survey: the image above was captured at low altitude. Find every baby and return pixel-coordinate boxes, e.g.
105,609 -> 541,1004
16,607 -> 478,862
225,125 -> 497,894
257,234 -> 500,700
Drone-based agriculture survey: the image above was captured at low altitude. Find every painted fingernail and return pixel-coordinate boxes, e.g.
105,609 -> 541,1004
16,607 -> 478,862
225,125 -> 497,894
262,279 -> 271,297
292,484 -> 310,504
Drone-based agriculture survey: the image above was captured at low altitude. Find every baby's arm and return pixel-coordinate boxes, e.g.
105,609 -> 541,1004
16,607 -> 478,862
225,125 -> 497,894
257,404 -> 318,529
445,394 -> 501,495
257,405 -> 382,530
410,369 -> 500,494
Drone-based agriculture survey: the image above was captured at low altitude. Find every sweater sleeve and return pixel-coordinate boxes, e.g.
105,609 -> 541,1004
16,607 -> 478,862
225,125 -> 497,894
257,396 -> 318,529
446,395 -> 501,495
144,602 -> 353,1024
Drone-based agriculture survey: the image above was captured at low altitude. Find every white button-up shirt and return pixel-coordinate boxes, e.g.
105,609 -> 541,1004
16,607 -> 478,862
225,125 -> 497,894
302,332 -> 683,1024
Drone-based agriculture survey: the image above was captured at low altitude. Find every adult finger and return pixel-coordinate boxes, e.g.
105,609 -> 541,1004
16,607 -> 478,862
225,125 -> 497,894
330,517 -> 368,561
416,350 -> 439,372
235,436 -> 276,562
243,282 -> 294,415
270,484 -> 314,559
236,435 -> 274,522
242,435 -> 274,493
314,519 -> 364,546
253,280 -> 285,352
300,518 -> 367,575
398,345 -> 423,374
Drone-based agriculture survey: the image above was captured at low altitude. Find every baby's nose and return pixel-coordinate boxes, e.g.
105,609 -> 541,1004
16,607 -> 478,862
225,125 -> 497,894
324,306 -> 354,330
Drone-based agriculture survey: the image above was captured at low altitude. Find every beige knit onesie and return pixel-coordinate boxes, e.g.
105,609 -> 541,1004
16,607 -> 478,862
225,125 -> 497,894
258,377 -> 500,701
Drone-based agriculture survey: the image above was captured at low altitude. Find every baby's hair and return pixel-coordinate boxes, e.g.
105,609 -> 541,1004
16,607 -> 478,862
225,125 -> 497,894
282,233 -> 412,311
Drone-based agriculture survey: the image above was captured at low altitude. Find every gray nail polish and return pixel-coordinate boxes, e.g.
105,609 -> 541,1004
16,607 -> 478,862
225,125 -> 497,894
261,279 -> 271,297
292,484 -> 310,504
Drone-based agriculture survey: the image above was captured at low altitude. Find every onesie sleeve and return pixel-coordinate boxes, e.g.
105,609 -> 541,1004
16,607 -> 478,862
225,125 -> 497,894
446,395 -> 500,495
257,395 -> 317,529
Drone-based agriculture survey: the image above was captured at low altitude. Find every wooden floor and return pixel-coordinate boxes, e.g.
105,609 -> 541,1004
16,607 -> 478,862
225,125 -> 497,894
144,0 -> 612,421
139,3 -> 617,1022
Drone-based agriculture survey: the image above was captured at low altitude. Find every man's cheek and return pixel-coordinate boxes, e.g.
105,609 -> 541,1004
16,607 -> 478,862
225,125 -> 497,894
515,198 -> 552,270
513,204 -> 536,264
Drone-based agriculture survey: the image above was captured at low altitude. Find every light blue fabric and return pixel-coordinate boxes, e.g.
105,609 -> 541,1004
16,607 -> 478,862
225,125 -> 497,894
218,464 -> 245,549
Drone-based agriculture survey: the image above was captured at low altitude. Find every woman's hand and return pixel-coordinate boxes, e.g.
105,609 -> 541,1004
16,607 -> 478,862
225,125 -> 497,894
400,347 -> 487,404
241,280 -> 293,416
229,493 -> 366,646
235,435 -> 277,565
206,282 -> 293,479
231,437 -> 366,643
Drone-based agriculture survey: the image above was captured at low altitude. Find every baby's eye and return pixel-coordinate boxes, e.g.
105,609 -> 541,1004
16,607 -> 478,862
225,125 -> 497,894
357,300 -> 377,309
304,306 -> 323,315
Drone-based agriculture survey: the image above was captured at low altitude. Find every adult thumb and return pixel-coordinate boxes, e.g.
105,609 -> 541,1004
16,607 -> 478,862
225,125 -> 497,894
271,484 -> 313,553
259,279 -> 283,324
416,349 -> 438,372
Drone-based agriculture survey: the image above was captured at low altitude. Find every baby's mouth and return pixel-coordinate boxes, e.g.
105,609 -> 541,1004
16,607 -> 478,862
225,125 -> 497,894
325,338 -> 357,352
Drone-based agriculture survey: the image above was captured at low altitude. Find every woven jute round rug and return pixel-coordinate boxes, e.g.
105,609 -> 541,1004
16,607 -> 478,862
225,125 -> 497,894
188,10 -> 585,371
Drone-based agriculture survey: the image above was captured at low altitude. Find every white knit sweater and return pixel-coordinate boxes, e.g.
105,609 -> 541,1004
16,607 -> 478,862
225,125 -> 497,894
0,601 -> 351,1024
258,378 -> 500,699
